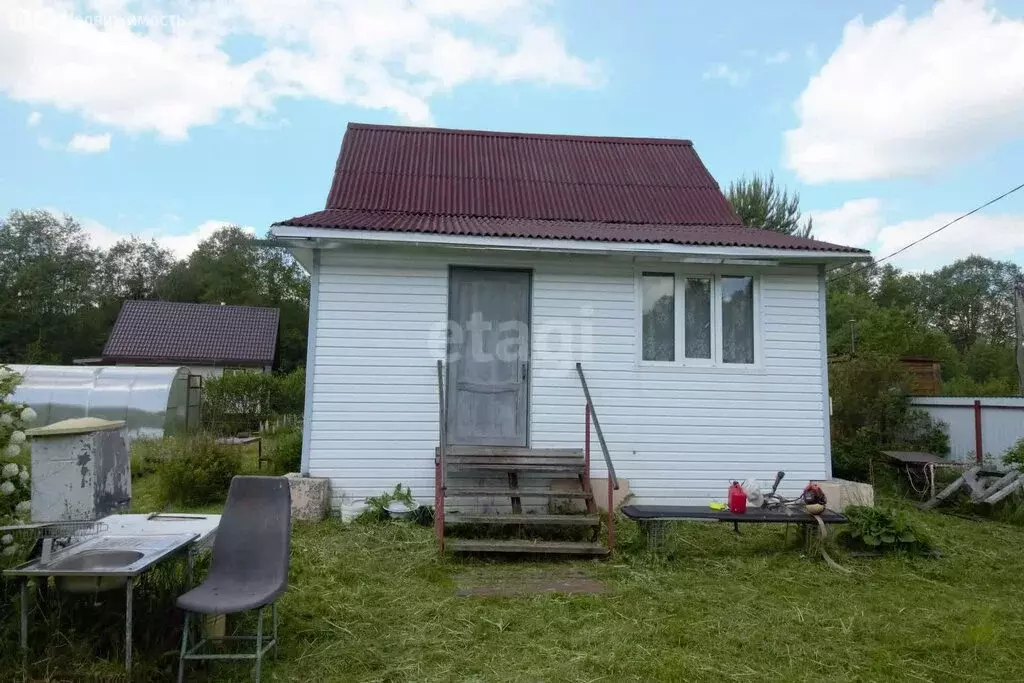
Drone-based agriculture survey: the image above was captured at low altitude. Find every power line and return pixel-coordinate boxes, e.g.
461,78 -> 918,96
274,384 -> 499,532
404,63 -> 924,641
828,181 -> 1024,283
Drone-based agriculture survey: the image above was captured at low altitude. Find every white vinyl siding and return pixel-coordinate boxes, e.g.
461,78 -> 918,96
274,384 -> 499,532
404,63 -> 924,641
307,246 -> 828,507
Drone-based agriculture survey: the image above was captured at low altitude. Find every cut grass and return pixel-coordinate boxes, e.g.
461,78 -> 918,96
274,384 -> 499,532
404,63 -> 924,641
8,457 -> 1024,681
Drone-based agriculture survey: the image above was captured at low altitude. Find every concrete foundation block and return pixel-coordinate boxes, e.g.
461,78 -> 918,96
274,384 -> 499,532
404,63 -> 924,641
819,478 -> 874,513
591,478 -> 631,513
284,473 -> 330,521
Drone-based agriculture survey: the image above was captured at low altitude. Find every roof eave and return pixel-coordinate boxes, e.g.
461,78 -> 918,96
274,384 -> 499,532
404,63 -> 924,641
269,225 -> 870,264
101,355 -> 273,367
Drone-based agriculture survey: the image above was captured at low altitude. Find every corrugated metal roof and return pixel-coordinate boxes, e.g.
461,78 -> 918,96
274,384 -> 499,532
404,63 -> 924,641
102,300 -> 280,366
279,209 -> 860,252
275,122 -> 866,253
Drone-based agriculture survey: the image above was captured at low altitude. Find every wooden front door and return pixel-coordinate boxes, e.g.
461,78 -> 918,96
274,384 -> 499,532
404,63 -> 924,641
446,267 -> 531,446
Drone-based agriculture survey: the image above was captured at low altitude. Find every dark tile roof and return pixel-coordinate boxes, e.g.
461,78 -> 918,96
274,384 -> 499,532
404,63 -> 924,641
275,123 -> 866,254
102,301 -> 280,366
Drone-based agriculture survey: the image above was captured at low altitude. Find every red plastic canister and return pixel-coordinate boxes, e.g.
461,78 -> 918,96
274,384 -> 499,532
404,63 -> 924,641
728,481 -> 747,514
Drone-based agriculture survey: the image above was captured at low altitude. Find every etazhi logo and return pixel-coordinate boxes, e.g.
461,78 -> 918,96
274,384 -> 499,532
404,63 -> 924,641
6,8 -> 185,33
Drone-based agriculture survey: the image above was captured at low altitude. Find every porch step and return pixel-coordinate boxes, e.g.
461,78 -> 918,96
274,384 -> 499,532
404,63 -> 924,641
448,538 -> 609,556
439,447 -> 585,474
446,513 -> 601,527
447,487 -> 592,499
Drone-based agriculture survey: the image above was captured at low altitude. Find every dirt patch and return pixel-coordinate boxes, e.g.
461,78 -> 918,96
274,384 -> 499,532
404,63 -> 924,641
453,568 -> 607,597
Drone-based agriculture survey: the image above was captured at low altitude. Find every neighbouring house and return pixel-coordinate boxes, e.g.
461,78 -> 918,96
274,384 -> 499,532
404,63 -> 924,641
272,122 -> 869,512
100,300 -> 280,378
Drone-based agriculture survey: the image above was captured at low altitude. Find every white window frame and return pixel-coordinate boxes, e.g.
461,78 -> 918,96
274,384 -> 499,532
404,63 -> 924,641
636,270 -> 762,369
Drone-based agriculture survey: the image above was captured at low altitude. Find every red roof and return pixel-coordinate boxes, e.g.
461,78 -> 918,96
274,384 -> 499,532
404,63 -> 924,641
102,301 -> 280,367
275,123 -> 864,253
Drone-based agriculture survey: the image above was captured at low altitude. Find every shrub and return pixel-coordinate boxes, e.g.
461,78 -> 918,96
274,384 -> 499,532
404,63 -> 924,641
0,366 -> 36,541
829,354 -> 949,481
129,437 -> 171,479
267,427 -> 302,475
202,368 -> 305,436
840,505 -> 932,553
1001,439 -> 1024,469
154,435 -> 243,507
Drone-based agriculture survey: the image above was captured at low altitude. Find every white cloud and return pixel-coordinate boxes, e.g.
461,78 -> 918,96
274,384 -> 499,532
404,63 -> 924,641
765,50 -> 789,65
67,132 -> 111,153
786,0 -> 1024,183
26,111 -> 40,126
809,197 -> 1024,270
875,212 -> 1024,271
702,63 -> 745,87
81,216 -> 254,259
0,0 -> 600,139
807,198 -> 883,248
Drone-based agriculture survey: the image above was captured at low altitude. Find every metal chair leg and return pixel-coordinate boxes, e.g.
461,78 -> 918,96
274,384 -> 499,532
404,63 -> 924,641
254,607 -> 264,682
178,612 -> 190,683
272,603 -> 279,661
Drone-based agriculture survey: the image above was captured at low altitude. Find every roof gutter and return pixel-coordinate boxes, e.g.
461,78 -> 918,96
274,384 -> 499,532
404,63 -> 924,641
269,225 -> 870,265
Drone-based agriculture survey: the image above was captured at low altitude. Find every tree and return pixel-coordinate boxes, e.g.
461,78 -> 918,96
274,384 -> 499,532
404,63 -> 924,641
726,172 -> 813,237
100,237 -> 175,302
919,256 -> 1022,353
0,210 -> 102,363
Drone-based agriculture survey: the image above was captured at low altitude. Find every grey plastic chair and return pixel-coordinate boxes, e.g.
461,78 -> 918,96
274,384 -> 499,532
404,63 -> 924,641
176,476 -> 291,682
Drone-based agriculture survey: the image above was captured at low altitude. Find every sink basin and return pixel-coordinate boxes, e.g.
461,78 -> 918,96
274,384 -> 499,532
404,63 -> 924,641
47,550 -> 144,571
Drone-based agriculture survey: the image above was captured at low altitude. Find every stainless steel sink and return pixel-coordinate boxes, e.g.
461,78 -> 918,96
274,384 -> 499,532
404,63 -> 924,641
47,550 -> 144,571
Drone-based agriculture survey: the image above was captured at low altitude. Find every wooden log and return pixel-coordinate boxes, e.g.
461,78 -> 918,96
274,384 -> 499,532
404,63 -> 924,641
920,472 -> 968,509
983,475 -> 1024,504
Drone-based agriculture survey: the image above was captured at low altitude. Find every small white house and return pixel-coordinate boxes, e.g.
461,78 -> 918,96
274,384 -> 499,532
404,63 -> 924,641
273,123 -> 867,510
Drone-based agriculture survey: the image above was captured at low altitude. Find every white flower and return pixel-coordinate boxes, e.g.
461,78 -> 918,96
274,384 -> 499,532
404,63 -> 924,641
1,543 -> 19,556
0,481 -> 14,495
10,431 -> 25,444
4,443 -> 20,459
15,500 -> 30,514
0,413 -> 12,426
19,469 -> 29,483
1,534 -> 11,545
19,407 -> 37,424
1,463 -> 18,479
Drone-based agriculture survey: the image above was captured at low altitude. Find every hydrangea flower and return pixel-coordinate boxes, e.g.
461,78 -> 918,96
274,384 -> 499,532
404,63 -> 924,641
0,534 -> 11,545
10,430 -> 25,444
0,481 -> 14,495
19,469 -> 29,483
20,407 -> 37,423
1,463 -> 18,479
0,413 -> 12,426
1,543 -> 19,556
4,443 -> 20,459
15,500 -> 30,514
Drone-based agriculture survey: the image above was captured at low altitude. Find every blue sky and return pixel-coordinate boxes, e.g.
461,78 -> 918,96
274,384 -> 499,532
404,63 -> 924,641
1,0 -> 1023,270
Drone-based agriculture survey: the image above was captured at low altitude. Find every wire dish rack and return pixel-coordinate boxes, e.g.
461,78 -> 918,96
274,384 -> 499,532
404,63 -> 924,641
0,520 -> 107,555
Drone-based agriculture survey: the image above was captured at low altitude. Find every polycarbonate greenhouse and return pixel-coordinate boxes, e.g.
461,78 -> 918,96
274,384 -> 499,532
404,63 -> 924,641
7,365 -> 201,440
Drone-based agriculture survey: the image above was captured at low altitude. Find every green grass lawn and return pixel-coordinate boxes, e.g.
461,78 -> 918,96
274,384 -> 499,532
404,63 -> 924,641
8,455 -> 1024,681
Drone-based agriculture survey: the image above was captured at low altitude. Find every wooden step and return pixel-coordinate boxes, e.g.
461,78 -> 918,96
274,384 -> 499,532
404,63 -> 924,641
446,513 -> 601,526
439,447 -> 585,473
446,487 -> 592,499
448,538 -> 609,556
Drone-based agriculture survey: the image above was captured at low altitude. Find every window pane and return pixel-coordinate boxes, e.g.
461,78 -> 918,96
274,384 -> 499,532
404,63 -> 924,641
684,278 -> 712,359
721,276 -> 754,364
641,274 -> 675,361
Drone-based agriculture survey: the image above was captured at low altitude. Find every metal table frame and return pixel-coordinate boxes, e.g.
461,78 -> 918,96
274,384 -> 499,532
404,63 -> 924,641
621,504 -> 848,551
15,542 -> 204,677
